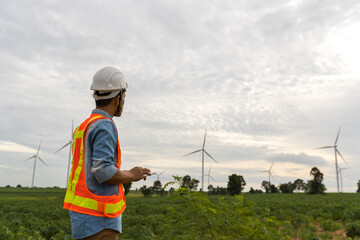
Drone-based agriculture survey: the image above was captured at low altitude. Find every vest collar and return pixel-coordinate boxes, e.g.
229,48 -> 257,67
92,109 -> 112,120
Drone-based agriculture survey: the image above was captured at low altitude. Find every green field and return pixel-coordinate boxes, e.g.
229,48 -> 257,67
1,187 -> 360,239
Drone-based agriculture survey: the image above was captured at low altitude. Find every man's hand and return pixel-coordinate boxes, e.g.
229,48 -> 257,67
105,167 -> 151,185
129,167 -> 151,181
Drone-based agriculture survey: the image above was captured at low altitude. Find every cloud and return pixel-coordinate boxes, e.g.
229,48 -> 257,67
0,165 -> 27,171
267,152 -> 327,166
0,0 -> 359,192
0,141 -> 37,153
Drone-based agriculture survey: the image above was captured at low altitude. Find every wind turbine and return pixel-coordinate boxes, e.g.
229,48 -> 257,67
314,127 -> 346,192
55,120 -> 74,187
153,171 -> 164,181
204,165 -> 216,188
338,167 -> 350,193
24,140 -> 48,188
260,162 -> 275,185
183,129 -> 218,191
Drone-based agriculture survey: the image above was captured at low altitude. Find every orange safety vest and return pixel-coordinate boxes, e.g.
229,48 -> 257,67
63,114 -> 126,218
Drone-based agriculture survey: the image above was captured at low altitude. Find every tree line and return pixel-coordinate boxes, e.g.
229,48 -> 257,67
6,166 -> 357,195
134,167 -> 360,197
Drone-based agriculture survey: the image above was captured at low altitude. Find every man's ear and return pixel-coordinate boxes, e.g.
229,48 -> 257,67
114,95 -> 120,106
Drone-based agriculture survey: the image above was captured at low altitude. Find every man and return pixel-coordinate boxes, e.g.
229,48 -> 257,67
64,66 -> 151,240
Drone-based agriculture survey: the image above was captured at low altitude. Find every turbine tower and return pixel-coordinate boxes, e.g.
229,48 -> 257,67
183,129 -> 218,191
204,165 -> 216,188
339,167 -> 350,193
314,127 -> 346,192
55,120 -> 74,187
260,162 -> 276,185
24,140 -> 48,188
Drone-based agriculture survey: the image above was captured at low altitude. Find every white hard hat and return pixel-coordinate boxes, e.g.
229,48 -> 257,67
91,66 -> 128,100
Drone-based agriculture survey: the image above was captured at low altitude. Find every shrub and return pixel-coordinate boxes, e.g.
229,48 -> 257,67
320,220 -> 342,232
343,208 -> 360,221
139,185 -> 154,197
346,221 -> 360,238
163,176 -> 282,239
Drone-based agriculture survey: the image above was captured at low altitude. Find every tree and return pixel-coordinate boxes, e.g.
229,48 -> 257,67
153,180 -> 162,194
310,167 -> 324,182
181,175 -> 199,191
207,186 -> 228,195
169,187 -> 175,195
293,179 -> 305,192
227,174 -> 246,196
189,179 -> 200,191
262,181 -> 279,193
213,186 -> 227,195
279,182 -> 294,193
208,184 -> 214,194
123,182 -> 132,195
153,180 -> 165,196
261,181 -> 271,193
270,184 -> 279,193
357,180 -> 360,193
140,185 -> 154,197
249,187 -> 263,194
306,167 -> 326,194
181,175 -> 192,188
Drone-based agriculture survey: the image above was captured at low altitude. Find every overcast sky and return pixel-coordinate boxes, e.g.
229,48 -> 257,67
1,0 -> 360,192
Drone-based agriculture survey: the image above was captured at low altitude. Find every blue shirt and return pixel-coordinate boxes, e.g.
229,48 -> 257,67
70,109 -> 122,239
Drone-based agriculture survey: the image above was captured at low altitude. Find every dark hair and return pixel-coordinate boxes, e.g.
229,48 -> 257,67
95,98 -> 114,108
95,90 -> 124,108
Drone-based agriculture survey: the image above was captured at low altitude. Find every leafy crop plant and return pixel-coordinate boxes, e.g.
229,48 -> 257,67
161,176 -> 282,239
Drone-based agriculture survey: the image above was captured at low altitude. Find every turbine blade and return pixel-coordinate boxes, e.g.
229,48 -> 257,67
271,175 -> 276,182
270,173 -> 276,182
204,150 -> 218,163
183,149 -> 201,157
37,140 -> 42,155
159,171 -> 164,176
314,146 -> 334,149
334,127 -> 341,145
209,176 -> 216,181
202,129 -> 207,149
37,156 -> 48,167
259,170 -> 268,172
55,142 -> 71,153
336,149 -> 347,164
24,156 -> 35,161
269,162 -> 275,171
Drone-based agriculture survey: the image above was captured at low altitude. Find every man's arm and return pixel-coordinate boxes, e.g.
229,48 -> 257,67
88,120 -> 151,185
105,166 -> 151,185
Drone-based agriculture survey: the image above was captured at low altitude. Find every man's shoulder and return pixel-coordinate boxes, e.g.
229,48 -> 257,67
90,118 -> 116,133
85,120 -> 117,147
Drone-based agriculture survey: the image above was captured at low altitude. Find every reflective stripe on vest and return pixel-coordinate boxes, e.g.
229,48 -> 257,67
63,114 -> 126,218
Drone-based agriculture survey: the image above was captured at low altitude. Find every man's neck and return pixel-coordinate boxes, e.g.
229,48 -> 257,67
96,107 -> 114,118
